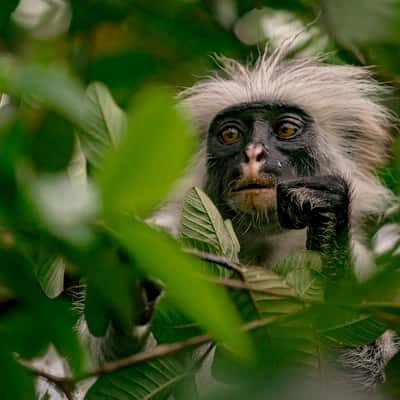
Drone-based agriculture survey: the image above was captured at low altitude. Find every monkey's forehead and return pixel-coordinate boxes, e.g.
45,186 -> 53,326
210,101 -> 312,125
178,55 -> 390,140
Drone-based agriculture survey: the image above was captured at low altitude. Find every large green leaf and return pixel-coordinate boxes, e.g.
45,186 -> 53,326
181,187 -> 240,262
0,0 -> 18,29
152,296 -> 202,344
316,307 -> 386,347
213,250 -> 327,382
152,187 -> 240,346
99,86 -> 195,218
79,81 -> 126,169
0,59 -> 86,126
113,220 -> 251,357
273,251 -> 325,303
85,357 -> 188,400
0,249 -> 83,374
0,347 -> 35,400
27,173 -> 99,246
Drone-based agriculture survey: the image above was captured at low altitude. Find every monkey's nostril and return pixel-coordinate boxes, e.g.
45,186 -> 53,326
244,153 -> 250,163
256,151 -> 264,162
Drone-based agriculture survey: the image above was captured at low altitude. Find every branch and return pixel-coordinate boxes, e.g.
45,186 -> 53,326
183,248 -> 303,301
183,248 -> 243,272
207,276 -> 301,300
19,316 -> 280,392
83,315 -> 278,378
18,359 -> 75,400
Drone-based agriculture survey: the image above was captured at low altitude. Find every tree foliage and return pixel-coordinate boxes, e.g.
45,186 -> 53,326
0,1 -> 399,399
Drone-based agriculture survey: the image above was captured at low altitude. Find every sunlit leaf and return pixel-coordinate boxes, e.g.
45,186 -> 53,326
68,135 -> 87,184
36,254 -> 65,299
181,187 -> 240,261
79,81 -> 126,169
273,251 -> 325,302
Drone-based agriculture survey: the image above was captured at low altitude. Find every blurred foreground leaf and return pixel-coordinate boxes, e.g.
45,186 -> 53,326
0,60 -> 86,125
0,347 -> 35,400
100,86 -> 195,217
0,249 -> 83,373
114,220 -> 251,358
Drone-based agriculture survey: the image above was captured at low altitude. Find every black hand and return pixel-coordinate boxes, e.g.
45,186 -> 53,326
277,175 -> 350,278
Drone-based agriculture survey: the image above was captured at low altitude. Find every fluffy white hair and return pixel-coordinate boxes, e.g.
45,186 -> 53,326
175,39 -> 396,278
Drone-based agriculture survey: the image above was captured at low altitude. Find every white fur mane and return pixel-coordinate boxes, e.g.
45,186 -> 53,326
176,40 -> 396,277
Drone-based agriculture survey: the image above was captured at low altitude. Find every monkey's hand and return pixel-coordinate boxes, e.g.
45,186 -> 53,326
277,176 -> 350,278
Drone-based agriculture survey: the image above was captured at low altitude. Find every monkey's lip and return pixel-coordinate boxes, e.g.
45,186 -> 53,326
230,176 -> 276,192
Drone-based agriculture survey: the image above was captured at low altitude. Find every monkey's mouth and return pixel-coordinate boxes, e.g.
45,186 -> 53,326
228,176 -> 277,214
231,176 -> 276,192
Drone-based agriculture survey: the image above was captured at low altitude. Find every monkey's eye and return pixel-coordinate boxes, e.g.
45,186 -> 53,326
275,122 -> 299,139
220,127 -> 241,144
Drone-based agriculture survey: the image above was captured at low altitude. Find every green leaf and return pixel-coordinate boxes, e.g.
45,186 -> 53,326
31,113 -> 75,173
152,296 -> 202,343
316,307 -> 386,347
212,265 -> 312,382
181,187 -> 240,261
85,357 -> 188,400
0,347 -> 35,400
79,81 -> 126,169
0,0 -> 19,29
0,60 -> 86,126
242,266 -> 304,318
36,254 -> 65,299
68,135 -> 87,183
273,251 -> 325,302
0,249 -> 83,373
383,351 -> 400,398
84,254 -> 135,337
99,86 -> 195,218
27,173 -> 99,245
321,0 -> 400,46
113,220 -> 251,357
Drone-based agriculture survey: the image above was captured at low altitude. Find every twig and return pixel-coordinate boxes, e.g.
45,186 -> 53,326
84,315 -> 278,378
183,248 -> 243,272
207,276 -> 301,300
183,248 -> 302,300
18,359 -> 75,400
19,316 -> 279,394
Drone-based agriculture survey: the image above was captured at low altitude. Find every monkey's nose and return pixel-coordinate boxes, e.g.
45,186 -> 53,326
244,143 -> 266,163
242,143 -> 266,177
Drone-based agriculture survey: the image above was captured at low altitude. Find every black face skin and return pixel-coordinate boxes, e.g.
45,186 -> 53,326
205,102 -> 318,222
205,101 -> 351,280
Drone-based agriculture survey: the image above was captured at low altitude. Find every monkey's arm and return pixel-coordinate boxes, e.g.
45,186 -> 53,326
277,175 -> 350,279
277,176 -> 398,389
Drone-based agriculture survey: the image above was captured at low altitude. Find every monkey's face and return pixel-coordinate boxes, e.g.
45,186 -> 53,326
205,102 -> 317,222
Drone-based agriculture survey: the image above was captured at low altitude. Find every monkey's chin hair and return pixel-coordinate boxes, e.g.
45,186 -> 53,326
227,188 -> 277,215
